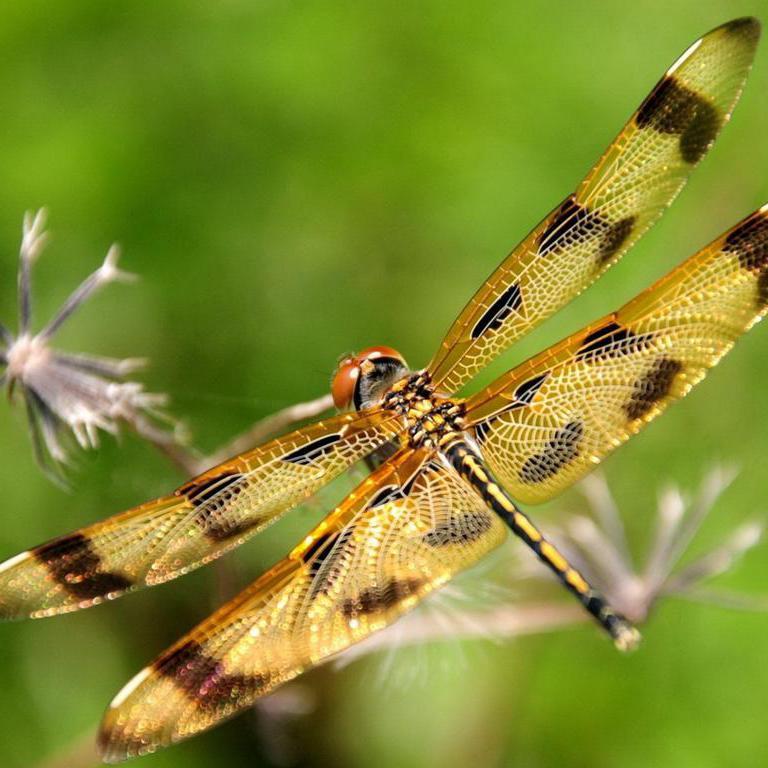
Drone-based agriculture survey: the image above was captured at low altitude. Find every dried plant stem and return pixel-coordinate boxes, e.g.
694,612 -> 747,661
136,424 -> 202,476
128,393 -> 335,478
3,212 -> 172,479
206,393 -> 334,467
337,602 -> 587,666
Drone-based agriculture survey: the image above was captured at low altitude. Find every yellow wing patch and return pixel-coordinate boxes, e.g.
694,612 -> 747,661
97,449 -> 506,761
464,205 -> 768,504
0,409 -> 400,619
428,18 -> 760,394
0,18 -> 764,764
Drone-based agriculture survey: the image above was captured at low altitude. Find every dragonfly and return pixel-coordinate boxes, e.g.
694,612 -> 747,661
0,16 -> 765,763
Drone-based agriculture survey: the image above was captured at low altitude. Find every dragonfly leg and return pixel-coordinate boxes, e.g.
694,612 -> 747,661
442,437 -> 640,651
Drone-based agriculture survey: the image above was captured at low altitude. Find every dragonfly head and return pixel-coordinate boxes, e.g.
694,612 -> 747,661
331,346 -> 409,411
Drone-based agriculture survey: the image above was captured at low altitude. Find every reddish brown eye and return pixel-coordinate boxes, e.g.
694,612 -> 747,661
356,345 -> 403,363
331,359 -> 360,409
332,346 -> 404,410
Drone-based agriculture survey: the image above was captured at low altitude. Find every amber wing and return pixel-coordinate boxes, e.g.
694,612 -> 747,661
98,448 -> 506,761
428,18 -> 760,394
0,409 -> 401,619
464,205 -> 768,504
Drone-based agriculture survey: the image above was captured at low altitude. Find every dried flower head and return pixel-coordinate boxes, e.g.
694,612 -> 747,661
556,467 -> 765,622
0,209 -> 174,482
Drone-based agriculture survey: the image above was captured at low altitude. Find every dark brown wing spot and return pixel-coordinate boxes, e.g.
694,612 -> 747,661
538,197 -> 602,255
679,98 -> 720,164
636,76 -> 720,164
624,358 -> 683,420
178,470 -> 255,542
35,533 -> 132,600
366,470 -> 421,509
195,516 -> 255,543
723,212 -> 768,273
364,438 -> 400,472
178,470 -> 244,506
512,372 -> 549,406
156,640 -> 270,712
367,484 -> 406,509
519,420 -> 584,484
576,321 -> 652,363
722,17 -> 761,41
539,197 -> 636,266
757,269 -> 768,309
473,374 -> 547,444
341,577 -> 423,618
597,216 -> 636,265
470,282 -> 522,339
302,530 -> 339,566
722,212 -> 768,309
468,371 -> 549,445
637,77 -> 692,132
473,420 -> 493,445
422,510 -> 493,547
282,433 -> 342,465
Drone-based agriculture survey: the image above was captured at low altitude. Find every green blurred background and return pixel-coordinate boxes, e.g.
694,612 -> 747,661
1,1 -> 767,766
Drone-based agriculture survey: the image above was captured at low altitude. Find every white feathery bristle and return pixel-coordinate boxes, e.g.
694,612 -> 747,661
99,245 -> 138,284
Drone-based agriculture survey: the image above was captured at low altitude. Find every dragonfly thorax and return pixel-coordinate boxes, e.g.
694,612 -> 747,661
382,372 -> 465,449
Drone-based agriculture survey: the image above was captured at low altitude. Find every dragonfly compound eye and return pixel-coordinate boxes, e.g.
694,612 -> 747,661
331,346 -> 409,411
331,358 -> 360,410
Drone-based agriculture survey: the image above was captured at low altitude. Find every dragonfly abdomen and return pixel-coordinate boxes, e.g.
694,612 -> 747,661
440,436 -> 640,651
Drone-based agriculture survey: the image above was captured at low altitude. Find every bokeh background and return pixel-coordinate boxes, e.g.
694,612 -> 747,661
1,1 -> 767,766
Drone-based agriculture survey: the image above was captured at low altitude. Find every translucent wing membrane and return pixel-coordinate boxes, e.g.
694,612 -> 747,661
98,450 -> 506,761
428,18 -> 760,394
465,205 -> 768,504
2,17 -> 765,764
0,410 -> 401,619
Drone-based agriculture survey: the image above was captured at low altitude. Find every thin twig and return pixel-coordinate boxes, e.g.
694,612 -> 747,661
205,393 -> 334,467
335,603 -> 587,666
125,413 -> 201,476
131,392 -> 335,478
147,435 -> 203,476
